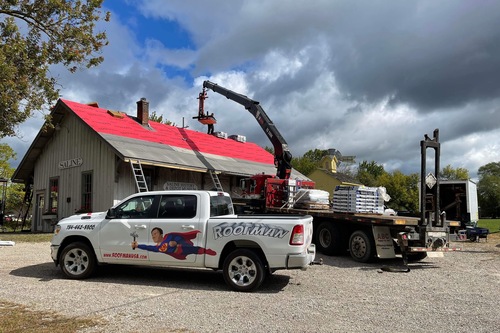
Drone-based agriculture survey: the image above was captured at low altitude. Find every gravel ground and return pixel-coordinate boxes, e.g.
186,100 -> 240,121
0,235 -> 499,333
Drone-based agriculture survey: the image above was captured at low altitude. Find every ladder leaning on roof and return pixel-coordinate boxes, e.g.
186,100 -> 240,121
130,160 -> 149,192
209,170 -> 223,192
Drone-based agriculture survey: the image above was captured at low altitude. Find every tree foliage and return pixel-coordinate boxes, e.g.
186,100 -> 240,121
440,164 -> 469,180
149,111 -> 175,126
0,144 -> 25,223
378,171 -> 419,212
0,143 -> 15,179
355,160 -> 419,212
477,162 -> 500,218
0,0 -> 110,137
291,149 -> 328,176
356,160 -> 386,187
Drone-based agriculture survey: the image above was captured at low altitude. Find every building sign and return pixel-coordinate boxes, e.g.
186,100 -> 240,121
59,157 -> 83,170
163,181 -> 198,190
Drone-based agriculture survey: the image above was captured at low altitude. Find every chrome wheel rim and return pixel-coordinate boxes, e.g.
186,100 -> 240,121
63,248 -> 90,276
227,255 -> 257,287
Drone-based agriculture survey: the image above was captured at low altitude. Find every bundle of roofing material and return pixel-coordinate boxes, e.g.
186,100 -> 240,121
294,189 -> 330,210
229,134 -> 246,143
332,185 -> 391,214
213,131 -> 228,139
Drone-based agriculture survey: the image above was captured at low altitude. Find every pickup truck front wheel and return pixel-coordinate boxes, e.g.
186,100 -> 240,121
59,242 -> 96,279
223,249 -> 265,292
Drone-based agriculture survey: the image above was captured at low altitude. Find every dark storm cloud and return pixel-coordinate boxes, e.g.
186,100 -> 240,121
188,1 -> 500,112
322,1 -> 500,111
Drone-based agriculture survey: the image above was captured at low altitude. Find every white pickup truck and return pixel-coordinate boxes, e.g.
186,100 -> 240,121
50,191 -> 316,291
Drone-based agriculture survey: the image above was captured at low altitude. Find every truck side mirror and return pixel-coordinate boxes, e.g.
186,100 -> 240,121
106,208 -> 116,219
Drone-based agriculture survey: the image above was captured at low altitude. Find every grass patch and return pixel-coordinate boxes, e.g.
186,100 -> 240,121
0,300 -> 103,333
478,219 -> 500,233
0,233 -> 53,243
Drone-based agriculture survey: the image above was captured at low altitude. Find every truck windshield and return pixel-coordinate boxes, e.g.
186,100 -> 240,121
210,195 -> 234,217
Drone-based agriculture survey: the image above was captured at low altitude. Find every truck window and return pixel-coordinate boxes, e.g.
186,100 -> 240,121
115,196 -> 155,219
210,195 -> 234,217
158,195 -> 197,219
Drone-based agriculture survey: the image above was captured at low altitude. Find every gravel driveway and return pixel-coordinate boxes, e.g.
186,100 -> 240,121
1,236 -> 499,333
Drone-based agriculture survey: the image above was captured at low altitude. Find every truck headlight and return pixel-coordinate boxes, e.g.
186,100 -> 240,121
54,225 -> 61,235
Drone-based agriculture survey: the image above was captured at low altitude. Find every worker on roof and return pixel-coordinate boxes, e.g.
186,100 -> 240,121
207,113 -> 215,134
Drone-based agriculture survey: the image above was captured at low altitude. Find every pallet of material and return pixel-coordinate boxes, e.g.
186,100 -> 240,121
294,189 -> 330,209
332,185 -> 390,214
294,201 -> 331,210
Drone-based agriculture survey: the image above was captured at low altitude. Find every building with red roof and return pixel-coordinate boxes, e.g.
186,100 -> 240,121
13,98 -> 306,232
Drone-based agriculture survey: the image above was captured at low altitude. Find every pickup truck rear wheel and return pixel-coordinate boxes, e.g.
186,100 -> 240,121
349,230 -> 375,263
59,242 -> 96,279
223,249 -> 265,292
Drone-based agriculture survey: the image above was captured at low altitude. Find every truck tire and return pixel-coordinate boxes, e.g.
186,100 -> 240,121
406,252 -> 427,262
316,222 -> 344,255
223,249 -> 265,292
59,242 -> 96,279
349,230 -> 375,263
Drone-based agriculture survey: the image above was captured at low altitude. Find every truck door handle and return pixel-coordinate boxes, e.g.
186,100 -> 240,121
182,225 -> 195,230
134,225 -> 147,229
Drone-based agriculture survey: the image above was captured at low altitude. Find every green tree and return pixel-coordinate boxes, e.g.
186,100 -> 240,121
440,164 -> 469,180
477,162 -> 500,218
291,156 -> 317,176
0,0 -> 110,137
149,111 -> 175,126
0,144 -> 25,227
356,160 -> 386,187
263,146 -> 274,155
291,149 -> 328,176
378,171 -> 419,212
302,149 -> 329,164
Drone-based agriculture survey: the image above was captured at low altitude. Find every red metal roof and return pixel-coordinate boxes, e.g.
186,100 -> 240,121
62,99 -> 274,165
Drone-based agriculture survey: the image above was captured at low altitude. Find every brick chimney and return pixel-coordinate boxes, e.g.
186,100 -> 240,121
136,97 -> 149,125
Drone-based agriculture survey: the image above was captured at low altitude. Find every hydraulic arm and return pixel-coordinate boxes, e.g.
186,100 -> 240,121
202,80 -> 292,179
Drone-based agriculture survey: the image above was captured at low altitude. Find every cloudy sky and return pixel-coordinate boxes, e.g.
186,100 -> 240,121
3,0 -> 500,181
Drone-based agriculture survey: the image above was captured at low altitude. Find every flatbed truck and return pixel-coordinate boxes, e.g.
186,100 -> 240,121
200,81 -> 460,263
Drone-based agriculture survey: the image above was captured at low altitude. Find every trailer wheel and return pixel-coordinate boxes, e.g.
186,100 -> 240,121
223,249 -> 265,292
59,242 -> 96,279
349,230 -> 375,263
316,222 -> 344,255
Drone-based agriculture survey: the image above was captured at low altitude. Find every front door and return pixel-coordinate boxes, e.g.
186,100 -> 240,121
99,194 -> 157,263
35,193 -> 44,232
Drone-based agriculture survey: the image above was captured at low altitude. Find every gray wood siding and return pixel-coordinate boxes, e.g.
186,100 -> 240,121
33,115 -> 116,219
31,112 -> 245,228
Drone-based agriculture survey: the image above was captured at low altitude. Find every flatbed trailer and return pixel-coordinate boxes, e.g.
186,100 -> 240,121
265,206 -> 460,263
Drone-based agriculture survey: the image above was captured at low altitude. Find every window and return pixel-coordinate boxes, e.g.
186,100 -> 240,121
210,195 -> 234,217
158,195 -> 197,219
49,178 -> 58,214
81,172 -> 93,212
114,195 -> 156,219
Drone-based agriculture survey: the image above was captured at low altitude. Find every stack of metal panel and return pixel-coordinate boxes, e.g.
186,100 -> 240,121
332,185 -> 388,214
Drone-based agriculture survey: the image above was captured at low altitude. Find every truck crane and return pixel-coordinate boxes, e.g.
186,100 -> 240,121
200,80 -> 293,180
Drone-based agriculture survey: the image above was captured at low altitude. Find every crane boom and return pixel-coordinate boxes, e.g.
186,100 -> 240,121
202,80 -> 292,179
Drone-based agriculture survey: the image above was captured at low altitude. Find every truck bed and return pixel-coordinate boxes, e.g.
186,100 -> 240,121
265,207 -> 421,226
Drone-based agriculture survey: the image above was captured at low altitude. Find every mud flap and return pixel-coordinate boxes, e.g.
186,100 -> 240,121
373,226 -> 396,259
